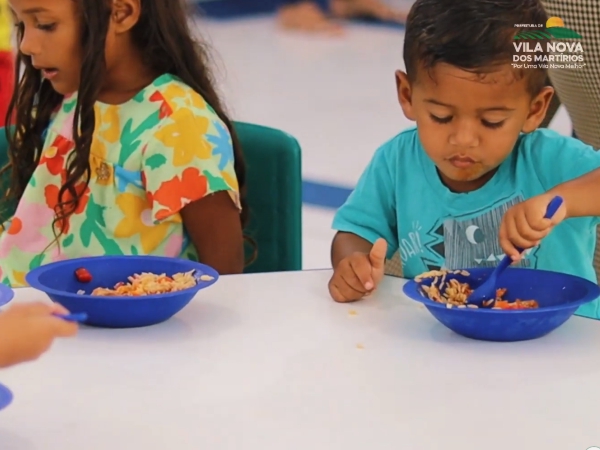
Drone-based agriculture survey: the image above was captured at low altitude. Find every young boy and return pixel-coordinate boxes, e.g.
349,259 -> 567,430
328,0 -> 600,319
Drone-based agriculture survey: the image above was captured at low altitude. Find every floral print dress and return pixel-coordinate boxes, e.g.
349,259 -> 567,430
0,74 -> 240,287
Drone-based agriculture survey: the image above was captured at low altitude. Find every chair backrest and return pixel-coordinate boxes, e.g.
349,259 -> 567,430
234,121 -> 303,273
0,126 -> 8,166
0,126 -> 14,224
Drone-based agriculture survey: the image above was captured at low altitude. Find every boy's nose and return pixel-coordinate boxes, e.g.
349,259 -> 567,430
449,122 -> 479,148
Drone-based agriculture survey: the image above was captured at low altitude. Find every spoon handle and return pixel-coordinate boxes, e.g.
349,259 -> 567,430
53,313 -> 88,323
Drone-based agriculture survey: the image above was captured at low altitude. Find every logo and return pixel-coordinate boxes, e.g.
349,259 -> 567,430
514,17 -> 582,40
512,17 -> 585,70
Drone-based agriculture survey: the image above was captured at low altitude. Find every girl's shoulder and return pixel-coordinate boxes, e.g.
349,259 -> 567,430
93,73 -> 224,135
44,74 -> 227,160
141,74 -> 220,120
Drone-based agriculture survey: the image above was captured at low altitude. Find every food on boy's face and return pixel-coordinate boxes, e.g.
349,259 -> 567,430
408,63 -> 533,191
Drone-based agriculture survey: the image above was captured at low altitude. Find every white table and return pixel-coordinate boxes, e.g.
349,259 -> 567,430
1,270 -> 600,450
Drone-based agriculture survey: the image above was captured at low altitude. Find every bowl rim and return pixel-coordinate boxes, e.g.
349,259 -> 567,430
25,255 -> 220,301
402,268 -> 600,314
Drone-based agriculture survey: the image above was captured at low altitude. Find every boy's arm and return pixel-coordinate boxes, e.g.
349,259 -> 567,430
529,131 -> 600,220
549,168 -> 600,218
330,143 -> 399,267
331,232 -> 374,268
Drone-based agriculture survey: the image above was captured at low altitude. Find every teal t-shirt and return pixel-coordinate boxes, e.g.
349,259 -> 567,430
333,127 -> 600,319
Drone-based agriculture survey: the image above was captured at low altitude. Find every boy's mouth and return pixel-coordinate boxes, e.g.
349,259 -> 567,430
448,156 -> 476,169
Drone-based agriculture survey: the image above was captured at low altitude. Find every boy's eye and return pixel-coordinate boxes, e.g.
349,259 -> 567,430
430,114 -> 452,124
36,23 -> 56,32
482,120 -> 505,129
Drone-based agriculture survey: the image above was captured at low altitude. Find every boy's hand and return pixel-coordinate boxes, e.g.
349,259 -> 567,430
329,238 -> 387,302
0,302 -> 78,369
499,194 -> 567,261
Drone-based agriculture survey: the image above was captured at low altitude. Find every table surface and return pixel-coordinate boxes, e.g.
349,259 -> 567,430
1,269 -> 600,450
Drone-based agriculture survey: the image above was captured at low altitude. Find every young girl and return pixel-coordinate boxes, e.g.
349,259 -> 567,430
2,0 -> 249,286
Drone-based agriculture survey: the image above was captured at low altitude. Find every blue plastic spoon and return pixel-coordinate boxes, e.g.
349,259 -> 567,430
468,196 -> 564,308
53,312 -> 88,323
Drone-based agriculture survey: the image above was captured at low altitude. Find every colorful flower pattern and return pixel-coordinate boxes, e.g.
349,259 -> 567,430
0,74 -> 240,287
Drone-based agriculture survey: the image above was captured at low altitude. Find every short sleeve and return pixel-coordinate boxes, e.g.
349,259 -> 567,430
142,108 -> 241,224
525,129 -> 600,188
332,142 -> 399,259
524,129 -> 600,224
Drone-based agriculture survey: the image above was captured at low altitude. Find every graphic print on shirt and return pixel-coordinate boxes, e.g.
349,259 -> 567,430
419,195 -> 537,271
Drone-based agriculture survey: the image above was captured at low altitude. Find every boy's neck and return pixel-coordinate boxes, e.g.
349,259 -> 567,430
438,167 -> 498,193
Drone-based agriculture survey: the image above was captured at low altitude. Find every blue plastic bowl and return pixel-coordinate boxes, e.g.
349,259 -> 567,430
25,256 -> 219,328
0,282 -> 14,307
0,383 -> 13,411
402,267 -> 600,342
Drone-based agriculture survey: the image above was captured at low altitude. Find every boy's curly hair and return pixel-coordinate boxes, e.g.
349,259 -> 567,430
403,0 -> 549,95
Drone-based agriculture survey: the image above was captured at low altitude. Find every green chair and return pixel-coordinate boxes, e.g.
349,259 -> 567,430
0,123 -> 303,272
0,126 -> 9,168
234,121 -> 303,273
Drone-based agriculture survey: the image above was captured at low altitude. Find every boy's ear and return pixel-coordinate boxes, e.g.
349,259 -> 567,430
111,0 -> 141,33
522,86 -> 554,133
395,70 -> 416,121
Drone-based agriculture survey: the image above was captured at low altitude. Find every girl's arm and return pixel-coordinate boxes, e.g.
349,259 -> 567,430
180,191 -> 244,275
142,105 -> 246,275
